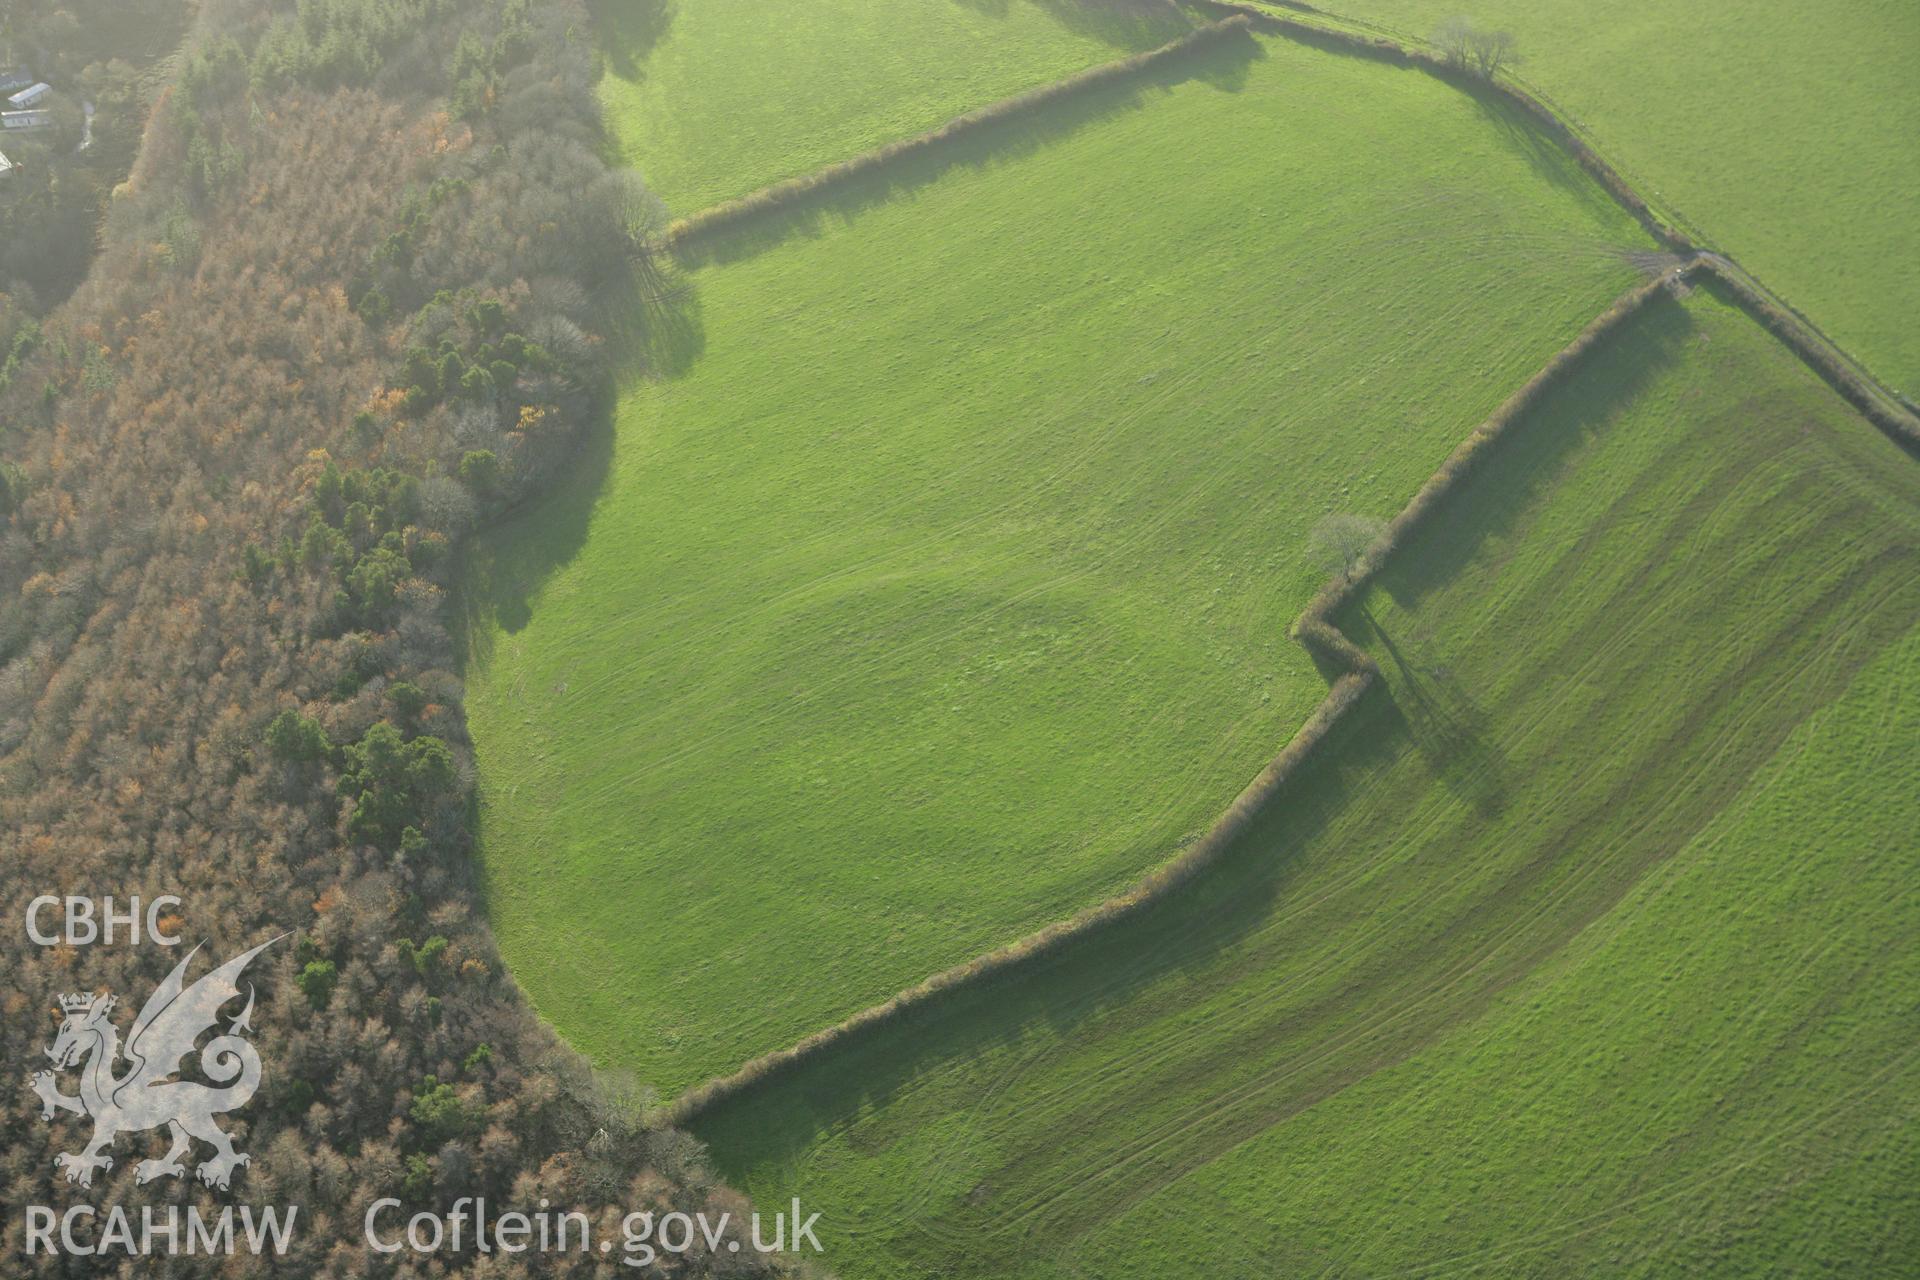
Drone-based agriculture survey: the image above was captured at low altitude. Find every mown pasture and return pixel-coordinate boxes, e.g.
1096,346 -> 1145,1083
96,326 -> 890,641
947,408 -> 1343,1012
594,0 -> 1196,213
695,287 -> 1920,1277
1290,0 -> 1920,398
464,30 -> 1651,1095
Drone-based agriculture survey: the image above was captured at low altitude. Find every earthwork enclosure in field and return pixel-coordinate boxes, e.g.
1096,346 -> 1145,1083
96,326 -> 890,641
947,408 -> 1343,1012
468,19 -> 1651,1094
695,285 -> 1920,1277
464,4 -> 1920,1274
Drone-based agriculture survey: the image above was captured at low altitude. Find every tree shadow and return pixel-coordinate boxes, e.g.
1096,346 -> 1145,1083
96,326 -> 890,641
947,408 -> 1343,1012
1350,604 -> 1508,817
622,250 -> 707,380
593,0 -> 676,83
1252,23 -> 1627,234
1462,87 -> 1625,231
692,686 -> 1407,1180
673,27 -> 1263,270
684,299 -> 1690,1176
455,251 -> 704,674
456,404 -> 611,671
1308,295 -> 1695,822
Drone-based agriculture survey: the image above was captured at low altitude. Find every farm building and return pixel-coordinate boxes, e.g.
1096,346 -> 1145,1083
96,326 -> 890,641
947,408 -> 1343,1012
0,148 -> 12,180
0,68 -> 32,95
7,82 -> 50,109
1,109 -> 51,132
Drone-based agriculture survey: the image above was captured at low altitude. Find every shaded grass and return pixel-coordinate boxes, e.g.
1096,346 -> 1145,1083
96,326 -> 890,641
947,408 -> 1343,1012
595,0 -> 1197,212
665,17 -> 1259,247
1200,4 -> 1920,449
668,268 -> 1686,1128
696,289 -> 1920,1278
668,26 -> 1264,271
464,32 -> 1650,1094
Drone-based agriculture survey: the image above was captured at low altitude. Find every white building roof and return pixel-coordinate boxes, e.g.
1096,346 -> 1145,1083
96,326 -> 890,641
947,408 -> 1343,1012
1,109 -> 51,130
7,82 -> 50,108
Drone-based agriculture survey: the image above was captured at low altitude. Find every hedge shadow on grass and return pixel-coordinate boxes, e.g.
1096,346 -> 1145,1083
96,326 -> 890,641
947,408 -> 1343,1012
690,269 -> 1919,1197
1696,263 -> 1920,459
692,685 -> 1404,1176
1023,0 -> 1199,50
1197,1 -> 1693,254
667,268 -> 1685,1130
669,22 -> 1264,270
1462,89 -> 1628,232
1368,292 -> 1695,619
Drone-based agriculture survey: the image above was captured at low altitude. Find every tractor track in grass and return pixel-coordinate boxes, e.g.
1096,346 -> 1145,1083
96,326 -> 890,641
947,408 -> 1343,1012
507,3 -> 1920,1156
651,36 -> 1920,1119
936,543 -> 1917,1254
659,263 -> 1690,1129
660,257 -> 1920,1151
709,288 -> 1920,1276
1395,1043 -> 1920,1278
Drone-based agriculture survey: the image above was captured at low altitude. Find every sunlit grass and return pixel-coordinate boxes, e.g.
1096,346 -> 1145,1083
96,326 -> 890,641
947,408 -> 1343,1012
700,287 -> 1920,1277
466,31 -> 1648,1094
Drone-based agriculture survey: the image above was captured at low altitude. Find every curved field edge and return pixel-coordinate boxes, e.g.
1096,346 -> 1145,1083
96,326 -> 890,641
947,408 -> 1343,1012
657,12 -> 1920,1113
464,28 -> 1653,1094
666,264 -> 1686,1126
1230,0 -> 1920,399
1198,0 -> 1917,445
694,284 -> 1920,1277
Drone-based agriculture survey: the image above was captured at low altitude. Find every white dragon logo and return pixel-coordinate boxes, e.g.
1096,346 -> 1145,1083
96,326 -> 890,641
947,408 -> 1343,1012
27,936 -> 284,1191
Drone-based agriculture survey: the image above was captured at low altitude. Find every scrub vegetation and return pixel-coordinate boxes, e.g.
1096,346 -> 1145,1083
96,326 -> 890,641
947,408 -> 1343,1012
0,0 -> 781,1271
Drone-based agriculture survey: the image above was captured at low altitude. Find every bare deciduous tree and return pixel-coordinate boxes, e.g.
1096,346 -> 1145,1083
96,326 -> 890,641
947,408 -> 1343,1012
1434,17 -> 1517,80
1435,16 -> 1475,68
1469,27 -> 1517,78
1309,513 -> 1387,582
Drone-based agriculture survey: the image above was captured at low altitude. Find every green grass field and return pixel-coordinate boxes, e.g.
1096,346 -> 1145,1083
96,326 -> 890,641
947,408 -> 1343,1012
694,287 -> 1920,1277
594,0 -> 1197,213
1295,0 -> 1920,399
465,31 -> 1653,1095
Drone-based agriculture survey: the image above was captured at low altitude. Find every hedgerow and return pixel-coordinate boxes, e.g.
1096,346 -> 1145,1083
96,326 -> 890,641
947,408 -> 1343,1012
665,16 -> 1257,247
667,267 -> 1687,1129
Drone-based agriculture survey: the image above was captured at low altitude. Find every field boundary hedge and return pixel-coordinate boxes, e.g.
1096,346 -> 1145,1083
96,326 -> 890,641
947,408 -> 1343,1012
1190,0 -> 1691,254
666,266 -> 1916,1127
665,265 -> 1690,1127
662,15 -> 1255,246
1695,255 -> 1920,454
1294,265 -> 1689,637
657,8 -> 1920,1128
1197,0 -> 1920,449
